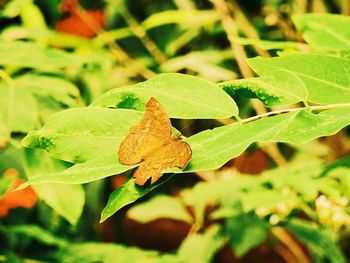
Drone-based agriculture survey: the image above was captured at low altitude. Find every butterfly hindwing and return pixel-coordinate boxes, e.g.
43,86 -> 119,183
133,139 -> 192,185
118,97 -> 172,164
118,97 -> 192,185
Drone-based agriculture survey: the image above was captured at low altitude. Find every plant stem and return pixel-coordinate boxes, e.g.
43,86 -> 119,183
272,227 -> 311,263
211,0 -> 254,78
211,0 -> 287,165
119,2 -> 168,64
228,0 -> 270,58
240,103 -> 350,124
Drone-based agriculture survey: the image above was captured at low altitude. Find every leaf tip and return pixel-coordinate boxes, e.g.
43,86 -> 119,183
13,181 -> 30,192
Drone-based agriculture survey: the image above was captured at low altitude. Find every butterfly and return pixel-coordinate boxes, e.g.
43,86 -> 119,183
118,97 -> 192,185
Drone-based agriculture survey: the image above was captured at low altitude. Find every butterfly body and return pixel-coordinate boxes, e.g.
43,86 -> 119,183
118,97 -> 192,185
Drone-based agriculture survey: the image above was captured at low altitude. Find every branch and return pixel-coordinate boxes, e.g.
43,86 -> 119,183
240,103 -> 350,124
119,3 -> 168,64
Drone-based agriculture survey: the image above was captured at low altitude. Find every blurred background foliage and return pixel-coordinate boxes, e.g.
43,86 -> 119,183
0,0 -> 350,262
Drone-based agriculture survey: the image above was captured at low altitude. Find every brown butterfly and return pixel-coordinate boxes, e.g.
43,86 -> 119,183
118,97 -> 192,185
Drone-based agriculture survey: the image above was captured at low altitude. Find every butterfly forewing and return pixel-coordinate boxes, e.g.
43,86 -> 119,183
118,97 -> 192,185
118,97 -> 172,164
133,139 -> 192,185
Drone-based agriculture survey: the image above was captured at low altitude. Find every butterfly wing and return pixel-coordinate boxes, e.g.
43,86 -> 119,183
133,139 -> 192,185
118,97 -> 172,165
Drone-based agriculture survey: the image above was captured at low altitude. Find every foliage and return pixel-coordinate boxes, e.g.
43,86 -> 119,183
0,0 -> 350,262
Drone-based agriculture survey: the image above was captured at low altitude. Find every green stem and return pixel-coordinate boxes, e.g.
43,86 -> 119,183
241,103 -> 350,124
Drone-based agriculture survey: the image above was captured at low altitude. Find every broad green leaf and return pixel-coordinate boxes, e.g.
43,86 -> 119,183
57,242 -> 179,263
92,73 -> 238,118
0,0 -> 31,18
14,74 -> 80,107
100,175 -> 173,222
0,145 -> 26,177
22,108 -> 143,163
19,1 -> 46,30
23,108 -> 350,196
0,41 -> 82,70
0,175 -> 15,197
33,183 -> 84,225
0,84 -> 38,136
23,108 -> 350,217
177,225 -> 224,263
22,155 -> 134,185
293,14 -> 350,50
127,195 -> 193,224
220,77 -> 293,106
248,53 -> 350,104
35,95 -> 72,123
186,108 -> 350,172
24,149 -> 85,225
224,203 -> 269,257
3,224 -> 67,247
285,219 -> 345,263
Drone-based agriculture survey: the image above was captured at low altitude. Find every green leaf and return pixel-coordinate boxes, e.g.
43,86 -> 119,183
57,242 -> 179,263
23,154 -> 134,185
186,108 -> 350,172
248,53 -> 350,104
293,14 -> 350,51
14,74 -> 80,107
22,108 -> 350,216
322,154 -> 350,175
0,41 -> 82,71
220,77 -> 290,107
0,175 -> 15,198
326,167 -> 350,199
92,73 -> 238,119
219,77 -> 284,106
33,183 -> 84,225
0,84 -> 38,137
285,219 -> 345,263
0,145 -> 26,177
261,160 -> 324,200
177,225 -> 224,263
0,0 -> 31,18
21,107 -> 350,218
241,189 -> 298,213
181,177 -> 257,224
127,195 -> 193,224
22,108 -> 143,163
24,149 -> 85,225
3,224 -> 67,247
224,203 -> 269,257
100,176 -> 173,222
